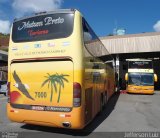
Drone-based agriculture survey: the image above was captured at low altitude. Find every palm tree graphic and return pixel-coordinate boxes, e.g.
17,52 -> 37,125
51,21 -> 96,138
41,73 -> 69,102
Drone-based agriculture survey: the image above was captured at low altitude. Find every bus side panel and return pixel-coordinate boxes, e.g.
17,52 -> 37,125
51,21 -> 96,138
85,88 -> 93,124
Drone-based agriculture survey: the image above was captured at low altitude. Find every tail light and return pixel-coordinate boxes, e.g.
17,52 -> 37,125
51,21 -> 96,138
73,82 -> 81,107
7,82 -> 10,103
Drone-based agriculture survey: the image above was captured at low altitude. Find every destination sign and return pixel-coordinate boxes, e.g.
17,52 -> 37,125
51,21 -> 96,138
129,61 -> 152,69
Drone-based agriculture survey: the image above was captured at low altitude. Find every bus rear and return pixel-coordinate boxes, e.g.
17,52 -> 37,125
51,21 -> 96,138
7,9 -> 85,129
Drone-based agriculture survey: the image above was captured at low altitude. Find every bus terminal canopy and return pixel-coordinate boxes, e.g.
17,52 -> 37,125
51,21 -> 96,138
100,32 -> 160,55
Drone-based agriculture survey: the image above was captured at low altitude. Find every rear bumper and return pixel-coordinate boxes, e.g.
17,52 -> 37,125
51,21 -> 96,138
127,85 -> 154,94
7,104 -> 85,129
127,89 -> 154,94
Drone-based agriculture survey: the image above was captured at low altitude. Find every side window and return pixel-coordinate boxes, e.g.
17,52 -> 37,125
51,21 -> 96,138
83,18 -> 98,58
83,19 -> 93,42
82,18 -> 111,58
82,18 -> 94,58
82,19 -> 88,33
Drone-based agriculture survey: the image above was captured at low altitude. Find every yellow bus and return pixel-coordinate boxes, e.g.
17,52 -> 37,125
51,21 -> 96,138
7,9 -> 115,129
125,59 -> 157,94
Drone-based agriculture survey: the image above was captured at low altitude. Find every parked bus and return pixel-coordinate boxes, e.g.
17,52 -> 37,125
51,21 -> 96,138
7,9 -> 115,129
125,59 -> 157,94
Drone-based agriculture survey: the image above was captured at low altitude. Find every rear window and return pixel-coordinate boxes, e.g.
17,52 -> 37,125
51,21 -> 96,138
12,13 -> 74,42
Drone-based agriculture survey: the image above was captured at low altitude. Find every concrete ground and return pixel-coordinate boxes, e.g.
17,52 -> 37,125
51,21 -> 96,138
0,91 -> 160,137
92,91 -> 160,132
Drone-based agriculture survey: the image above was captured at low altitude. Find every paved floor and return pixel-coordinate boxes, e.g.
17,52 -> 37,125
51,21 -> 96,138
93,91 -> 160,132
0,91 -> 160,137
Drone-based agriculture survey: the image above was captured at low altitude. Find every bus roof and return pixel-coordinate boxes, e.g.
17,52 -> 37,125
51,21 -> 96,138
13,9 -> 77,22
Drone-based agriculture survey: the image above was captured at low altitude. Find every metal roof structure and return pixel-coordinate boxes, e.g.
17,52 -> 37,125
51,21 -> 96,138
100,32 -> 160,55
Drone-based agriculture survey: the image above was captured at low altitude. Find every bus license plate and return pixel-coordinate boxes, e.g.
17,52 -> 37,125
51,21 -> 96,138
32,106 -> 45,111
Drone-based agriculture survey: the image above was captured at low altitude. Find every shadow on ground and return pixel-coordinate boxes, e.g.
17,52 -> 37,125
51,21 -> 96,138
21,92 -> 120,136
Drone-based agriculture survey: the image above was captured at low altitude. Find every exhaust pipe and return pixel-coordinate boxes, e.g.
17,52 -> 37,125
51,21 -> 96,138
62,122 -> 71,128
